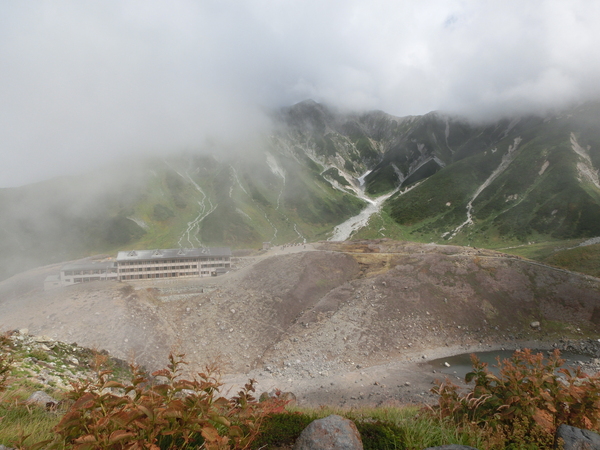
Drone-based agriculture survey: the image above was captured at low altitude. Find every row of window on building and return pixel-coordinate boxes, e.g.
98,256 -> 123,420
44,247 -> 232,289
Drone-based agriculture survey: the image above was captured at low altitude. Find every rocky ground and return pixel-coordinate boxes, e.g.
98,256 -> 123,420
1,329 -> 129,394
2,240 -> 600,407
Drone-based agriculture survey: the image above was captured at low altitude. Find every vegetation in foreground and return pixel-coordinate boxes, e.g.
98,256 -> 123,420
2,332 -> 600,449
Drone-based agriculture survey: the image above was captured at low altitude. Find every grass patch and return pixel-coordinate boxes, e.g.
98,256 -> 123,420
252,405 -> 488,450
542,243 -> 600,278
0,389 -> 63,448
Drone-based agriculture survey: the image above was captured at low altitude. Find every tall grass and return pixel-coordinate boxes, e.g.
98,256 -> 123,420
0,390 -> 62,448
252,404 -> 488,450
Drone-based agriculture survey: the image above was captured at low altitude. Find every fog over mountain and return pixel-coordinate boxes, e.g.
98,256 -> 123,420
1,1 -> 600,187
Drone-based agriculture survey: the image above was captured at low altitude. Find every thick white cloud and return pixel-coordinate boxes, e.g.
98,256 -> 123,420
1,0 -> 600,186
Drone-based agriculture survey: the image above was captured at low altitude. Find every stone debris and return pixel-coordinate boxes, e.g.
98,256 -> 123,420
3,329 -> 128,392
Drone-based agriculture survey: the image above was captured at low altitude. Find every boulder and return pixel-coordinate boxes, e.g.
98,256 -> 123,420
26,391 -> 59,410
293,414 -> 363,450
555,424 -> 600,450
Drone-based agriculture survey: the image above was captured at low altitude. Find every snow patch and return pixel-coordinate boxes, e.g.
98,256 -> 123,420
266,152 -> 286,181
432,156 -> 446,168
391,164 -> 405,184
357,170 -> 372,186
538,161 -> 549,175
128,217 -> 149,230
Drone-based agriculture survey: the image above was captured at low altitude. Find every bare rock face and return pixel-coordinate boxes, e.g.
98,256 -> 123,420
556,424 -> 600,450
293,414 -> 363,450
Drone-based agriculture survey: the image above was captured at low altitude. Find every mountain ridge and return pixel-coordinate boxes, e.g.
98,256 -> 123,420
1,100 -> 600,281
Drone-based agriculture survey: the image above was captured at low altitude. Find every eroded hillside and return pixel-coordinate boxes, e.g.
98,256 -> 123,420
2,241 -> 599,376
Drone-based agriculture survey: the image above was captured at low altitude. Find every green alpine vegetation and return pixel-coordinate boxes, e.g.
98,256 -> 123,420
2,100 -> 600,281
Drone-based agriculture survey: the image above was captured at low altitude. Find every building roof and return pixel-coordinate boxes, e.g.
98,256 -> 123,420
116,247 -> 231,262
60,261 -> 117,272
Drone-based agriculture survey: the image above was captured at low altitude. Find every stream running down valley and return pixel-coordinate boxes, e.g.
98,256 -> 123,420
328,172 -> 418,241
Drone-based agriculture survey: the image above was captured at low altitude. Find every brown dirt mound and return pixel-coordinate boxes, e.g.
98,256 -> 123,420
1,240 -> 599,406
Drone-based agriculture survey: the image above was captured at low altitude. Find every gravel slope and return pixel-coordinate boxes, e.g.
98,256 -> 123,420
2,240 -> 600,406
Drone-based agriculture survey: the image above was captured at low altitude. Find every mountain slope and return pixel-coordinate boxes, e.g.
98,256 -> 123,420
376,103 -> 600,246
0,143 -> 365,281
2,100 -> 600,281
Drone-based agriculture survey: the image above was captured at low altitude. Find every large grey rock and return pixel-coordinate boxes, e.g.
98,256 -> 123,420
424,446 -> 479,450
556,424 -> 600,450
26,390 -> 58,409
293,414 -> 363,450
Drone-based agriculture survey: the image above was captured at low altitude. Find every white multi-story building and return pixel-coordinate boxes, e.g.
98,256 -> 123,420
116,247 -> 231,281
46,247 -> 232,289
59,261 -> 119,286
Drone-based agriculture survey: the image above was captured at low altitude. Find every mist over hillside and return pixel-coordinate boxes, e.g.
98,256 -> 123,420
1,100 -> 600,281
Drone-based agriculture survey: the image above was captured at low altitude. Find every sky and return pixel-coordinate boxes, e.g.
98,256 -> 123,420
1,0 -> 600,187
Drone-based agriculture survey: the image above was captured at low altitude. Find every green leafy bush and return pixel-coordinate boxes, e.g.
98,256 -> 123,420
432,349 -> 600,449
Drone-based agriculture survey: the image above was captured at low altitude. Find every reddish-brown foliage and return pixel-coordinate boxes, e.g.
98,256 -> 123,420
432,349 -> 600,448
35,353 -> 286,450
